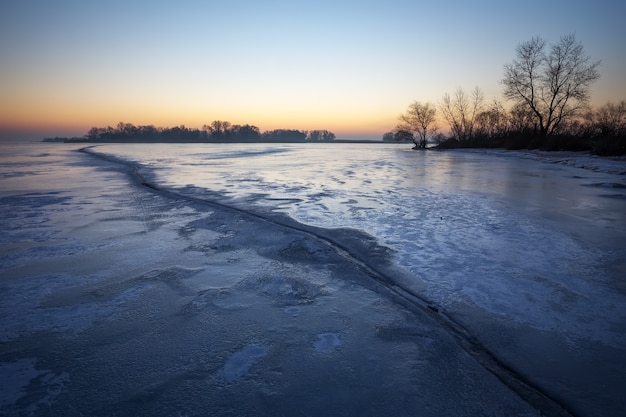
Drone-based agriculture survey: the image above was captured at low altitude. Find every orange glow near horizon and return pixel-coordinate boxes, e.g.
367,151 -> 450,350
0,111 -> 398,140
1,54 -> 624,143
1,85 -> 622,141
0,88 -> 401,139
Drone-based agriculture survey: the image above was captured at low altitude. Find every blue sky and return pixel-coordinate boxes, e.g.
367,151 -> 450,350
1,0 -> 624,140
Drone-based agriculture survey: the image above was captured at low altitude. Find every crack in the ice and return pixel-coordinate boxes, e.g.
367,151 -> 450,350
79,145 -> 578,417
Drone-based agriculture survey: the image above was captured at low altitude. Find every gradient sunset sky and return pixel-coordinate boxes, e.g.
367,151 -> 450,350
1,0 -> 625,141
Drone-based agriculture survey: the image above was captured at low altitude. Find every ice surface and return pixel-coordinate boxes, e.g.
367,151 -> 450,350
0,358 -> 40,408
284,306 -> 303,315
94,143 -> 626,345
86,143 -> 625,416
0,358 -> 68,414
1,142 -> 624,417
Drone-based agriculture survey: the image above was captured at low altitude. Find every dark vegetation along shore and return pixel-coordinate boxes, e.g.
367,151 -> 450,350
385,34 -> 626,156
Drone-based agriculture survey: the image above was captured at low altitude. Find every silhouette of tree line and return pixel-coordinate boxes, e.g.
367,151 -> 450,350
386,34 -> 625,155
45,121 -> 335,143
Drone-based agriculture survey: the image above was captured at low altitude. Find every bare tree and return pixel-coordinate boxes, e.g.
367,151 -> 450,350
307,130 -> 336,141
475,99 -> 509,139
439,87 -> 484,141
203,120 -> 233,140
397,101 -> 438,149
586,101 -> 626,136
502,34 -> 600,136
508,102 -> 536,134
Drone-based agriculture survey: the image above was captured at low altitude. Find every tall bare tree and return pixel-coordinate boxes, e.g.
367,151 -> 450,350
439,87 -> 484,141
502,34 -> 600,136
397,101 -> 437,149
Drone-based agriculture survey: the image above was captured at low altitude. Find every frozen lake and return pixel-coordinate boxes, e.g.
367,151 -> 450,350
96,143 -> 626,338
1,142 -> 625,416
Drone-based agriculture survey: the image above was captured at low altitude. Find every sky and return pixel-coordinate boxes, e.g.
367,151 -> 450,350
1,0 -> 625,141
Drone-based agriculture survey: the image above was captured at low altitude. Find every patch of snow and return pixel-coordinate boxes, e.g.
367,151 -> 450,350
221,344 -> 269,383
314,333 -> 341,353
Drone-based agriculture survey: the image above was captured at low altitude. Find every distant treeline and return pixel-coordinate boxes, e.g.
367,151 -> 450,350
43,121 -> 336,143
